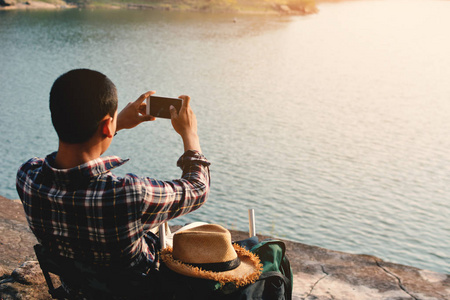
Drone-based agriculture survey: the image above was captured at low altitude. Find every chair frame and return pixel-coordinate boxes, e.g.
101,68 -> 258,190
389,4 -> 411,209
34,244 -> 72,299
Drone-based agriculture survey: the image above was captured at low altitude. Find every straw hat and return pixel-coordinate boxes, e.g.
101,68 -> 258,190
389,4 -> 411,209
160,224 -> 262,286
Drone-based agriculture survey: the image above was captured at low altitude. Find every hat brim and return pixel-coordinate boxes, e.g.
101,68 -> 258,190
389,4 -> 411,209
161,244 -> 262,287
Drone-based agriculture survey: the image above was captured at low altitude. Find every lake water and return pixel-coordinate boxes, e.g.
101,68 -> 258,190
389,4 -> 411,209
1,0 -> 449,274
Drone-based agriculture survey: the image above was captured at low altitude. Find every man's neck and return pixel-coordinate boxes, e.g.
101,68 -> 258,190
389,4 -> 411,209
54,140 -> 104,169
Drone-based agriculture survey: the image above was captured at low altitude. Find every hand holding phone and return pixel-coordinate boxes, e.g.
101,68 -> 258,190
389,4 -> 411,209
116,91 -> 155,132
170,95 -> 201,152
146,96 -> 182,119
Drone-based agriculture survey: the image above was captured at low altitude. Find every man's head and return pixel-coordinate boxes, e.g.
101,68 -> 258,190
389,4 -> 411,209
50,69 -> 118,144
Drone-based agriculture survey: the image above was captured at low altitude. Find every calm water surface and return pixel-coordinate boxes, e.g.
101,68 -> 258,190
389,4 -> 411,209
1,0 -> 449,274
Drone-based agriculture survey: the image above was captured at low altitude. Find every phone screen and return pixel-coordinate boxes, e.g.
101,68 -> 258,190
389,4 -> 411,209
146,96 -> 182,119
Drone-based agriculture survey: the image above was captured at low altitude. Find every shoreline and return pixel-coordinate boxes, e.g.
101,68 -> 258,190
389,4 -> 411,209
0,0 -> 318,14
0,0 -> 76,10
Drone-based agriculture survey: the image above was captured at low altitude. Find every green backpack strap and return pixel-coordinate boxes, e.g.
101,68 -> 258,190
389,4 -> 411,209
250,240 -> 293,298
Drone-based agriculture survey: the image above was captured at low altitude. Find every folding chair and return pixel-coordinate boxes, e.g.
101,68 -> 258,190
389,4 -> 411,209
34,243 -> 158,299
34,223 -> 172,299
34,244 -> 73,299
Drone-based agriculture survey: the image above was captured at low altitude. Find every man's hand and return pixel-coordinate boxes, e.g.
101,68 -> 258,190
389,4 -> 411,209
170,95 -> 201,152
116,91 -> 156,132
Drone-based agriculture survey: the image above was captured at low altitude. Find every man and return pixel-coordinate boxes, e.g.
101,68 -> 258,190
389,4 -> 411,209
16,69 -> 210,295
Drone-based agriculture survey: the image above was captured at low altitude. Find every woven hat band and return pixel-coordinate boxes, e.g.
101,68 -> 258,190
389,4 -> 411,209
186,256 -> 241,272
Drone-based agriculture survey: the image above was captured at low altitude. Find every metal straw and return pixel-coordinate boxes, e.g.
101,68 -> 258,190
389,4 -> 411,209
248,209 -> 256,237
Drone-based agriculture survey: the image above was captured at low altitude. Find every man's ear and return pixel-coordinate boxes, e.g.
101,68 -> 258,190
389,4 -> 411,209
100,117 -> 115,138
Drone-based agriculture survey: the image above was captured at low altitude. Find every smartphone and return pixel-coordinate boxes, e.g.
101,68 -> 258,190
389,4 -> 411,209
146,96 -> 182,119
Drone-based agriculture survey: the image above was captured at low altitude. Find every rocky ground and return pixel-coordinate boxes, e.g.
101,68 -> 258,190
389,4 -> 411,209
0,195 -> 449,299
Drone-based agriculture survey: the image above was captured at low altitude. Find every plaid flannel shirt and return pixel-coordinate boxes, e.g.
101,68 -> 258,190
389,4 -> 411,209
16,150 -> 210,269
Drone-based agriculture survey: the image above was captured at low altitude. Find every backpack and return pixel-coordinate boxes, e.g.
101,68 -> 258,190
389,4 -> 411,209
158,237 -> 293,300
230,238 -> 293,300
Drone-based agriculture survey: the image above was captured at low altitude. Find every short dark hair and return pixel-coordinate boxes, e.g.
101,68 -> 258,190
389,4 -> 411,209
50,69 -> 118,144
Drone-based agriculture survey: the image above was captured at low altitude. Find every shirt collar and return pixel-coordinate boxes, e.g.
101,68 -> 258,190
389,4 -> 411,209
43,152 -> 129,186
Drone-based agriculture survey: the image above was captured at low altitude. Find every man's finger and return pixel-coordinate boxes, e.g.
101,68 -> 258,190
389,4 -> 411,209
140,114 -> 155,122
135,91 -> 156,106
138,103 -> 147,114
178,95 -> 190,109
169,105 -> 178,119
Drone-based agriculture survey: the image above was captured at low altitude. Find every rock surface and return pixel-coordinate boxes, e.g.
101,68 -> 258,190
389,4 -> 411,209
0,0 -> 75,10
0,195 -> 449,299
